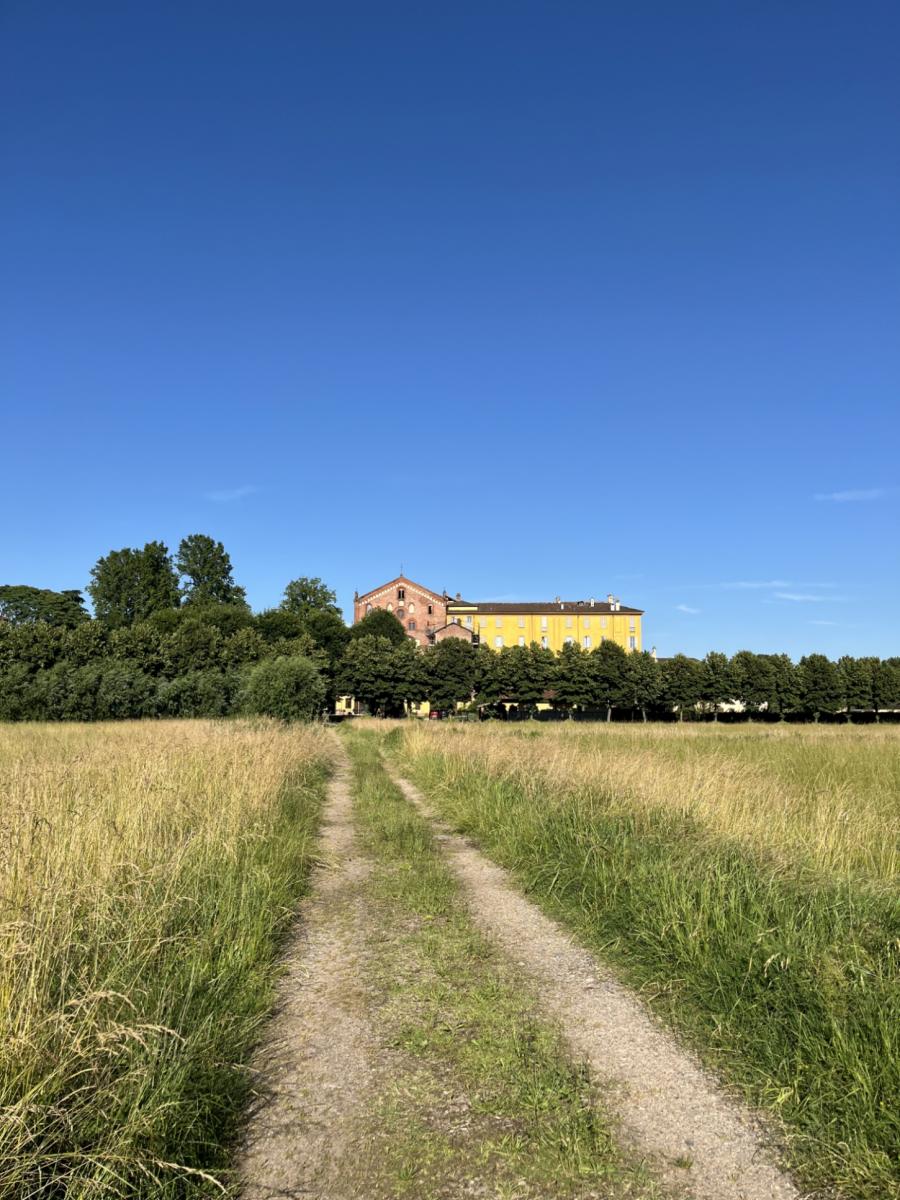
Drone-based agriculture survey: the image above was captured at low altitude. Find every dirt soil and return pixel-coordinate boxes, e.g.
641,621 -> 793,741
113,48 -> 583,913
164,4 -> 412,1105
236,749 -> 378,1199
387,764 -> 804,1200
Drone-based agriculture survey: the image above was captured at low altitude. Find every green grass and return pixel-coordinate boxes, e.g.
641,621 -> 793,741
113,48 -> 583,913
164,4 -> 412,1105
396,725 -> 900,1200
0,720 -> 329,1199
344,726 -> 655,1199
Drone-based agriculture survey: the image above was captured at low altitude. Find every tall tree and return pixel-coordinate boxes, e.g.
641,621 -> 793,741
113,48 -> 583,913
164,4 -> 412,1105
338,635 -> 402,715
730,650 -> 776,718
591,640 -> 629,721
700,651 -> 734,719
0,585 -> 89,628
872,658 -> 900,720
798,654 -> 843,721
423,639 -> 477,710
176,534 -> 247,607
349,607 -> 408,646
622,651 -> 662,721
554,642 -> 595,713
839,656 -> 875,715
660,654 -> 703,721
281,576 -> 340,618
87,542 -> 180,628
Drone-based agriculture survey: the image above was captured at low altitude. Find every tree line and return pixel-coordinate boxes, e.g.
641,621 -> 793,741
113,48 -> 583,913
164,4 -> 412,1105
338,626 -> 900,722
1,541 -> 898,722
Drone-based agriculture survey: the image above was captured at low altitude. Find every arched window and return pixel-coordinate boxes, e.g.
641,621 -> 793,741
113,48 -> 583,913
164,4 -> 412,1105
387,602 -> 393,612
408,620 -> 416,631
365,603 -> 372,613
408,601 -> 416,614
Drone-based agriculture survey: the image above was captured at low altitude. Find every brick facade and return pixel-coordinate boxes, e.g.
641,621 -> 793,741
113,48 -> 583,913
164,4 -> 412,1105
353,575 -> 450,648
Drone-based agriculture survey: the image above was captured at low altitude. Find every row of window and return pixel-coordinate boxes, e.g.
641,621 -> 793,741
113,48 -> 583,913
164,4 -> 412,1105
366,601 -> 434,615
465,614 -> 636,632
491,635 -> 638,650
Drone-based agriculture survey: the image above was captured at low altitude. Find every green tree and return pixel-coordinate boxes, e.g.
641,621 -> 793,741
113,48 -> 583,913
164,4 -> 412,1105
700,651 -> 733,719
87,542 -> 180,628
660,654 -> 703,720
554,642 -> 594,713
349,607 -> 408,646
242,655 -> 326,721
303,609 -> 351,667
621,651 -> 662,721
873,658 -> 900,720
338,635 -> 400,714
730,650 -> 775,718
255,609 -> 308,643
765,654 -> 801,717
798,654 -> 843,721
423,639 -> 477,710
839,656 -> 875,716
591,640 -> 629,721
281,576 -> 339,618
176,534 -> 247,607
0,585 -> 89,627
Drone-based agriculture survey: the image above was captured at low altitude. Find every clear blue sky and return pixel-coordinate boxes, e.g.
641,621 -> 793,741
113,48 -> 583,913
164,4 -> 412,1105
2,2 -> 898,658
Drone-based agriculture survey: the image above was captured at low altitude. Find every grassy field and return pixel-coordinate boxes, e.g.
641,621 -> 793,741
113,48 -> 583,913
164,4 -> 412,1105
0,719 -> 330,1199
395,721 -> 900,1200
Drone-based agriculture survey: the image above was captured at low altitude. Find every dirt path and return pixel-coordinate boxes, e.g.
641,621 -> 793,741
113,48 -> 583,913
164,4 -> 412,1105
387,764 -> 803,1200
236,746 -> 377,1200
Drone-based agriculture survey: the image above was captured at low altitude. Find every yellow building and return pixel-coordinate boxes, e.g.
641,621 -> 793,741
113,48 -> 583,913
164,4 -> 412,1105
444,594 -> 642,654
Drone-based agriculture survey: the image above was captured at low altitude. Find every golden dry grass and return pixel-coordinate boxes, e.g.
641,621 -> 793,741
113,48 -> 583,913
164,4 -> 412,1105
0,718 -> 332,1198
402,721 -> 900,881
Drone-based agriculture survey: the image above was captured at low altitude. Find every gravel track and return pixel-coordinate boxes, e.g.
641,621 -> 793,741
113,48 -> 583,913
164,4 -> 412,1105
387,764 -> 805,1200
236,747 -> 377,1200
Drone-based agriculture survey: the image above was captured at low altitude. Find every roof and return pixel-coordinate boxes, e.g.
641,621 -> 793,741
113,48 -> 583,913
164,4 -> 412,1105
356,575 -> 448,605
446,600 -> 643,616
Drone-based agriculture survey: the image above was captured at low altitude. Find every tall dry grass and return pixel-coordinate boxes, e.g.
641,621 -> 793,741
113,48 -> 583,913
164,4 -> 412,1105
403,721 -> 900,880
396,720 -> 900,1198
0,719 -> 331,1198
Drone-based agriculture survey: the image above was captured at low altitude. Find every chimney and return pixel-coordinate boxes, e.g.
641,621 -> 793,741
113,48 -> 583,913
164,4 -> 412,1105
455,592 -> 461,600
589,597 -> 595,607
607,593 -> 614,605
651,646 -> 657,660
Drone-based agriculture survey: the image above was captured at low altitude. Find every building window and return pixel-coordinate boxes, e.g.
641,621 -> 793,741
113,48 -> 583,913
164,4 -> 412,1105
583,636 -> 592,649
427,604 -> 433,615
495,617 -> 502,628
601,617 -> 608,628
398,588 -> 405,600
565,616 -> 573,628
366,603 -> 372,613
518,636 -> 525,647
564,636 -> 573,645
465,615 -> 473,627
629,619 -> 635,632
408,602 -> 415,614
518,616 -> 525,628
629,636 -> 637,650
541,635 -> 549,649
494,636 -> 503,648
408,620 -> 416,631
583,617 -> 590,629
387,602 -> 393,612
541,617 -> 548,630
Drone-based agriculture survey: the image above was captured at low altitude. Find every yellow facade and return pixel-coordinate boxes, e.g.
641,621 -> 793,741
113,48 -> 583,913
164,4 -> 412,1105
444,604 -> 642,654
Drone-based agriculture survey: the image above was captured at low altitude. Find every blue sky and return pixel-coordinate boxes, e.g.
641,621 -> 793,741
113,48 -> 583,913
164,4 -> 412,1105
2,2 -> 897,658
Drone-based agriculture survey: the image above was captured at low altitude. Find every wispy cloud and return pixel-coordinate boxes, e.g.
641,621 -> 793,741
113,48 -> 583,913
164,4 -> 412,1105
676,604 -> 700,614
721,580 -> 790,590
814,488 -> 888,503
810,619 -> 838,626
774,592 -> 847,603
204,485 -> 258,503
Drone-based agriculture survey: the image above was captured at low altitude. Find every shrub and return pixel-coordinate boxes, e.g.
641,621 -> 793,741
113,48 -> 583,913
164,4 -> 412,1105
242,655 -> 326,721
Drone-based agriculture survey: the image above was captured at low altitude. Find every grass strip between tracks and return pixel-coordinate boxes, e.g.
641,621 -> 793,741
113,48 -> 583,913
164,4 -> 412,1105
344,726 -> 656,1199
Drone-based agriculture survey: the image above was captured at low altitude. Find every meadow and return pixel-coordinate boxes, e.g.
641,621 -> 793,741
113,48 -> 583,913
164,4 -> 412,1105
0,719 -> 330,1199
395,721 -> 900,1199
